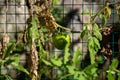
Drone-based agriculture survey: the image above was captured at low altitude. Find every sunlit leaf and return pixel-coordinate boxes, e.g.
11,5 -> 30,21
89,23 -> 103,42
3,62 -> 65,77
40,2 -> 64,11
28,14 -> 39,40
93,23 -> 99,30
102,15 -> 107,26
31,15 -> 39,39
117,70 -> 120,80
84,64 -> 97,75
42,59 -> 53,66
51,58 -> 62,67
82,10 -> 91,15
13,54 -> 19,64
66,65 -> 75,74
109,59 -> 118,70
88,36 -> 94,48
64,46 -> 70,64
88,37 -> 98,64
93,30 -> 102,41
99,13 -> 103,19
88,44 -> 96,64
79,73 -> 86,80
52,0 -> 60,6
93,37 -> 100,49
107,72 -> 115,80
72,48 -> 81,65
107,59 -> 118,80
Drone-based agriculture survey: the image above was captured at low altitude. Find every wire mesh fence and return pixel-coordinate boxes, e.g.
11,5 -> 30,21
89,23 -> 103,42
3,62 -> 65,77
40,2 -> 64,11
0,0 -> 120,80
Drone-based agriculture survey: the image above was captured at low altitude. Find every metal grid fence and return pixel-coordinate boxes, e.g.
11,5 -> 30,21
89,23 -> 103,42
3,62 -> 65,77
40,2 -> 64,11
0,0 -> 120,80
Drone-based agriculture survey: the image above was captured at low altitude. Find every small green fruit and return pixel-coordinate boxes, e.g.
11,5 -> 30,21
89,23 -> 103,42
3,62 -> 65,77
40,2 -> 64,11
52,32 -> 71,50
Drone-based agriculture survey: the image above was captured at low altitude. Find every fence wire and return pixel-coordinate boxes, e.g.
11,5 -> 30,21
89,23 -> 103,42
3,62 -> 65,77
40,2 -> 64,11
0,0 -> 119,80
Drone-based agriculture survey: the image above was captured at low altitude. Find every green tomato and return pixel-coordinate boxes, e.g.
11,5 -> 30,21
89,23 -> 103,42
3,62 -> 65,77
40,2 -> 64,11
52,32 -> 71,50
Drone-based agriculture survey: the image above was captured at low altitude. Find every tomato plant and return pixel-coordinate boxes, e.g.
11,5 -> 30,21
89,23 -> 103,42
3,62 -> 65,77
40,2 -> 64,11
1,0 -> 120,80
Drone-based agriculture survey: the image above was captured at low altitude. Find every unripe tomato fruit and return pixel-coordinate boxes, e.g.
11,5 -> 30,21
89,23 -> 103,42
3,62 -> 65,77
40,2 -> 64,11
52,32 -> 71,50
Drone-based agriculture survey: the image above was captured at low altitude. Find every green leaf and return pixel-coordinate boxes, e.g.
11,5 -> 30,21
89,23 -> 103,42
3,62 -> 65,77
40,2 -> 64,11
14,43 -> 24,52
102,15 -> 107,26
93,23 -> 102,41
118,76 -> 120,80
80,30 -> 89,39
5,75 -> 13,80
74,72 -> 87,80
72,48 -> 81,65
51,58 -> 62,67
28,14 -> 39,40
79,73 -> 86,80
52,0 -> 60,6
0,74 -> 13,80
66,65 -> 75,74
107,59 -> 118,80
4,59 -> 14,66
88,37 -> 98,64
118,71 -> 120,80
88,36 -> 94,48
107,72 -> 115,80
38,40 -> 47,59
93,30 -> 102,41
42,59 -> 53,66
54,53 -> 58,59
84,64 -> 97,75
99,13 -> 107,26
109,59 -> 118,70
40,27 -> 49,32
4,43 -> 15,59
99,13 -> 103,19
13,54 -> 19,64
15,65 -> 29,75
88,37 -> 100,52
93,37 -> 101,50
82,10 -> 91,15
74,72 -> 80,79
31,15 -> 39,38
0,59 -> 3,67
96,55 -> 103,63
93,23 -> 99,30
88,46 -> 96,64
64,46 -> 70,64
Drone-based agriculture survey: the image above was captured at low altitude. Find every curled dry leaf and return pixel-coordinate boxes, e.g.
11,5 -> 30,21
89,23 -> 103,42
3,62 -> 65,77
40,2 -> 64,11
2,34 -> 10,48
1,33 -> 10,54
102,26 -> 112,36
28,38 -> 38,79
